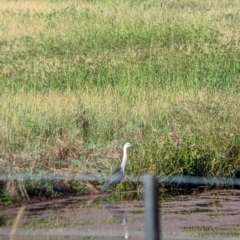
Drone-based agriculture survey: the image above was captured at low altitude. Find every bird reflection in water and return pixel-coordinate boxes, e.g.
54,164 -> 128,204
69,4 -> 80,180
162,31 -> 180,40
102,199 -> 129,239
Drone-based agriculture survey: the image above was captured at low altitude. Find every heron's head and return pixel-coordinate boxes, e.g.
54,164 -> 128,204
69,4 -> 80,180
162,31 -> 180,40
124,142 -> 132,149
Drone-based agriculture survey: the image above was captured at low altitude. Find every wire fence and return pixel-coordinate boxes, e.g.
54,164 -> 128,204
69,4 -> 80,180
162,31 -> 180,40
1,173 -> 240,187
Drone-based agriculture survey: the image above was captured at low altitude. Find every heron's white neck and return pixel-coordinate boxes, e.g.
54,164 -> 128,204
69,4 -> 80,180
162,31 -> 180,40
120,146 -> 128,173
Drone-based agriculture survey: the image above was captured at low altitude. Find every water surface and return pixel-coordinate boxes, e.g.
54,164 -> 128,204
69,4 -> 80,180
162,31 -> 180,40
1,189 -> 240,239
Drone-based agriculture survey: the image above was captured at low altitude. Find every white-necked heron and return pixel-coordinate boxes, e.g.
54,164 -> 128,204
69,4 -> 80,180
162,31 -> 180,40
101,142 -> 132,192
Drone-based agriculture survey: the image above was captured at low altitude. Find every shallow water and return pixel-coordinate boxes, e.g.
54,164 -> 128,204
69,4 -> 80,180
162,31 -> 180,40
1,189 -> 240,239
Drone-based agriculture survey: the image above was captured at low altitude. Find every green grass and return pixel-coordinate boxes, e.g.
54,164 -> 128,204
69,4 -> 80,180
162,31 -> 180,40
2,0 -> 240,92
0,192 -> 19,206
1,0 -> 240,197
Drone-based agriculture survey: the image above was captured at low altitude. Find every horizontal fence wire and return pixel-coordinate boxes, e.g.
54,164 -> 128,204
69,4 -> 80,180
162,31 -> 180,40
1,174 -> 240,187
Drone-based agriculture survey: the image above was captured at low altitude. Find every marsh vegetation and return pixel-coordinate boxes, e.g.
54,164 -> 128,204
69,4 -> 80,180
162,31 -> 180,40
1,0 -> 240,201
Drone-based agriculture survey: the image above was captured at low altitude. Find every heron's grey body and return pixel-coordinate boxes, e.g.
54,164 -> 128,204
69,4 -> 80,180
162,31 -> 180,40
101,143 -> 131,193
101,166 -> 124,192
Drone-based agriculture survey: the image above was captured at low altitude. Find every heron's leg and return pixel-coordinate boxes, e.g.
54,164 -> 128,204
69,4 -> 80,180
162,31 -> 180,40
119,184 -> 122,198
115,184 -> 122,198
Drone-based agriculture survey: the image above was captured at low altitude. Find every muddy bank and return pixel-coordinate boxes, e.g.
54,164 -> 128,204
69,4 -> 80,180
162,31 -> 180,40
1,189 -> 240,239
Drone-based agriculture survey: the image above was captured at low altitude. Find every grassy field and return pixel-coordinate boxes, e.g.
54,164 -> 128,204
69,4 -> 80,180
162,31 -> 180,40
1,0 -> 240,199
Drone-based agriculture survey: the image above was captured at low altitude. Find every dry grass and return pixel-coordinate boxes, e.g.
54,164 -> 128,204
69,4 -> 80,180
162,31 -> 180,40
9,206 -> 25,240
1,87 -> 240,158
1,0 -> 240,41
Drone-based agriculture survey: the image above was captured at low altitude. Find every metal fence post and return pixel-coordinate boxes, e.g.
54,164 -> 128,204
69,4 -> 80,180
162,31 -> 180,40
144,175 -> 160,240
